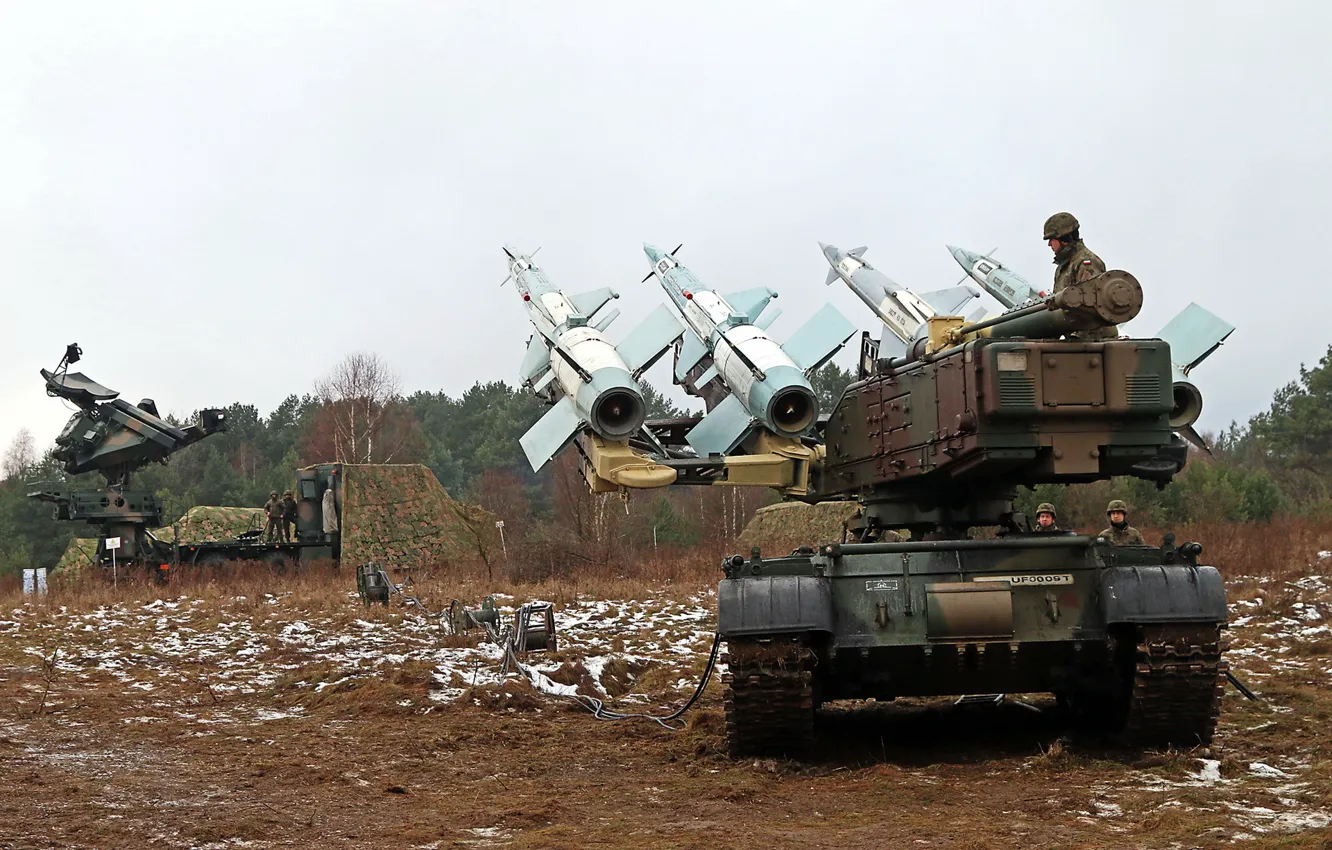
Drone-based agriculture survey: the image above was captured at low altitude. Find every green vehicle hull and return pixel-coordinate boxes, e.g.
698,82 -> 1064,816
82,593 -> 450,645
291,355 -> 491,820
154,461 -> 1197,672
717,534 -> 1228,758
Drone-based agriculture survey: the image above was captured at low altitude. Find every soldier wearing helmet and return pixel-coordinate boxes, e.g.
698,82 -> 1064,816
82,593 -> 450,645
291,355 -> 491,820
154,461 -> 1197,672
1099,499 -> 1146,546
1033,502 -> 1060,532
1043,212 -> 1116,340
263,491 -> 283,542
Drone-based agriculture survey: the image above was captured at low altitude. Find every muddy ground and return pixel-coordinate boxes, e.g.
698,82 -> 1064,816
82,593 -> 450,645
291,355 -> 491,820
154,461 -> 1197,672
1,572 -> 1329,849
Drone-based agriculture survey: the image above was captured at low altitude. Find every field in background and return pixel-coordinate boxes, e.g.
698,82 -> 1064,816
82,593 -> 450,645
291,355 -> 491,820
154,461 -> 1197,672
1,521 -> 1330,849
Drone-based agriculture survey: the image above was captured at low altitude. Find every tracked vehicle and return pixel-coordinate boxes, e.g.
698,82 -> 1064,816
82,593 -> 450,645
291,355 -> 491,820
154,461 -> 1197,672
714,272 -> 1230,757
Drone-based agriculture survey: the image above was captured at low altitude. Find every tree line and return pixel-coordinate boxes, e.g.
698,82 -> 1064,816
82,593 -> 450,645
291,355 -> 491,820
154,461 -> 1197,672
3,346 -> 1332,575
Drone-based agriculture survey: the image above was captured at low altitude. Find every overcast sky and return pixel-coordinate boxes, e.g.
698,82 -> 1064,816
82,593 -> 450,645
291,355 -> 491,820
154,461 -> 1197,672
3,1 -> 1329,457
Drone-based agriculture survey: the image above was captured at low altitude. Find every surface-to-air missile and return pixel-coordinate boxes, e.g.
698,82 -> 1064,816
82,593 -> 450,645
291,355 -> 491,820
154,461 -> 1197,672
947,244 -> 1047,308
642,243 -> 857,457
506,247 -> 682,484
29,344 -> 228,565
819,242 -> 984,358
947,244 -> 1235,449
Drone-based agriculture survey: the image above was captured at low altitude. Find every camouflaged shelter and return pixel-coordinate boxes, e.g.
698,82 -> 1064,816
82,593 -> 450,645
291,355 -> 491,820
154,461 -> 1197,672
52,465 -> 497,572
738,502 -> 863,554
312,463 -> 497,570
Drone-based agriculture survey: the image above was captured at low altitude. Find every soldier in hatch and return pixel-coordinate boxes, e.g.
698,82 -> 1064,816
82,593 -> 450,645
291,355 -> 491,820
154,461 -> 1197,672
264,491 -> 283,542
1099,499 -> 1146,546
1044,211 -> 1117,340
1033,502 -> 1060,532
281,490 -> 298,542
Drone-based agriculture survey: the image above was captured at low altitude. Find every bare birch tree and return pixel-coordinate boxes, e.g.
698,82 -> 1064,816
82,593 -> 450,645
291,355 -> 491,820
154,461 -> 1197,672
312,353 -> 410,463
3,428 -> 37,480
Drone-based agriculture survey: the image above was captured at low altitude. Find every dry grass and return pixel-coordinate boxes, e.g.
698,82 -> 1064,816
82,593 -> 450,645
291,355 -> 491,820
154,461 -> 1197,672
1162,517 -> 1332,581
1,523 -> 1330,848
0,546 -> 729,616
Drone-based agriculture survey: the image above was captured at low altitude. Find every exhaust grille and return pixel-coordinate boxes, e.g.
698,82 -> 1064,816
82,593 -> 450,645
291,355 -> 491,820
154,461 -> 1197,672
1125,374 -> 1162,407
997,372 -> 1036,408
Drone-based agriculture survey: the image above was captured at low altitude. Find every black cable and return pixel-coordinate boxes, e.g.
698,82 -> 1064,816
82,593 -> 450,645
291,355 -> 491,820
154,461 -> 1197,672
522,630 -> 722,730
390,585 -> 723,729
1226,670 -> 1261,701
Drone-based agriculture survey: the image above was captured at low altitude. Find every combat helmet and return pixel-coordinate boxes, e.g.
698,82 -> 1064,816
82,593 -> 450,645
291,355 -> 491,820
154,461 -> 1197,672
1106,499 -> 1129,514
1043,212 -> 1079,241
1036,502 -> 1057,518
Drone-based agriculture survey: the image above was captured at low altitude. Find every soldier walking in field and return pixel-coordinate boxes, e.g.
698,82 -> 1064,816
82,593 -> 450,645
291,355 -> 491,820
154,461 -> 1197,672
1099,499 -> 1146,546
1033,502 -> 1060,532
1044,212 -> 1117,340
264,491 -> 283,542
281,490 -> 298,542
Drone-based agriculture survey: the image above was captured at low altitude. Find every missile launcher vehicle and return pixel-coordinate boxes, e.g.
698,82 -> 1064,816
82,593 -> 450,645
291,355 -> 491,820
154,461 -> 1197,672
507,243 -> 1236,759
714,269 -> 1234,757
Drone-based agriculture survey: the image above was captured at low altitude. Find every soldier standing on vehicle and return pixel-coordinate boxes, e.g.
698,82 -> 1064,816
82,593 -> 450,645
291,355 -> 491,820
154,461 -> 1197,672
1033,502 -> 1060,532
264,491 -> 282,542
1044,212 -> 1117,340
281,490 -> 298,542
1099,499 -> 1146,545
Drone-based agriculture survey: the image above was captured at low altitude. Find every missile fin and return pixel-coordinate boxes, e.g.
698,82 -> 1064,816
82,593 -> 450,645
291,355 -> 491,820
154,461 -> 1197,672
568,287 -> 619,319
694,364 -> 719,388
783,303 -> 858,374
755,305 -> 783,330
685,394 -> 754,457
877,331 -> 907,361
918,285 -> 980,316
518,335 -> 549,382
617,303 -> 685,378
674,332 -> 710,382
1179,423 -> 1215,457
593,306 -> 621,333
824,268 -> 839,287
724,287 -> 778,322
848,246 -> 868,259
531,371 -> 557,396
1156,303 -> 1235,374
518,396 -> 584,472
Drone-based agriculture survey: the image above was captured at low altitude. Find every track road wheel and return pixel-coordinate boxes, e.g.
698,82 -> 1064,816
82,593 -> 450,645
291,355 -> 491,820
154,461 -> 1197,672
721,634 -> 817,760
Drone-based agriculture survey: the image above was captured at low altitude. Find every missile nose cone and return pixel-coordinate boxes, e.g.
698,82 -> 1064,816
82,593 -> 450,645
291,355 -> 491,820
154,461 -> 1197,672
948,245 -> 981,269
643,243 -> 663,263
818,242 -> 840,264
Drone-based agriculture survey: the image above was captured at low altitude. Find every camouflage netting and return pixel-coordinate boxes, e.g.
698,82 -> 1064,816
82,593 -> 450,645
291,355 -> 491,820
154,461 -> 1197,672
52,506 -> 263,572
737,502 -> 862,555
337,464 -> 499,569
159,506 -> 266,542
56,538 -> 98,572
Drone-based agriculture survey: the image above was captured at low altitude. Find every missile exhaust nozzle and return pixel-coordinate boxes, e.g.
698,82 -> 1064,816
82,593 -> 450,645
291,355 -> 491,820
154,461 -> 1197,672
591,388 -> 646,441
769,386 -> 817,435
1169,381 -> 1204,430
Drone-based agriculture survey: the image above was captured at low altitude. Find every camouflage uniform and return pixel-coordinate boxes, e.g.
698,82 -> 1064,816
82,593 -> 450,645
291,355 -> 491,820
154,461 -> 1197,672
1099,524 -> 1146,545
281,492 -> 297,543
1052,241 -> 1106,294
1099,499 -> 1145,545
264,492 -> 283,542
1045,212 -> 1116,340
